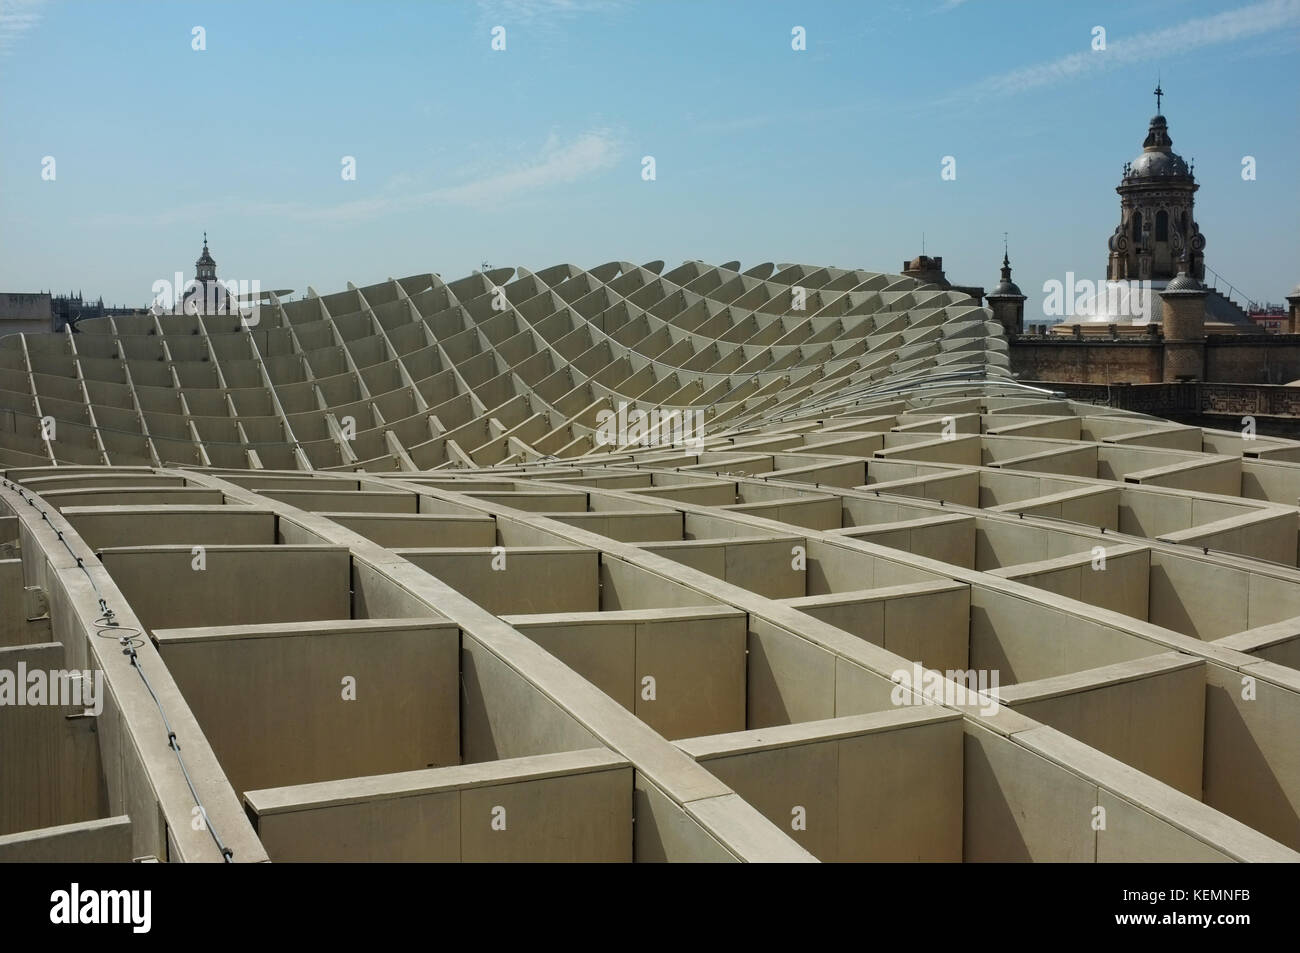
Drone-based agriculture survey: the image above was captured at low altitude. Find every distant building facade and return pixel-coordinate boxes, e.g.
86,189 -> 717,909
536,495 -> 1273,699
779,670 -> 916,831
1006,89 -> 1299,386
1,291 -> 139,335
0,292 -> 53,335
52,294 -> 140,332
6,235 -> 259,339
900,254 -> 984,302
1249,305 -> 1288,334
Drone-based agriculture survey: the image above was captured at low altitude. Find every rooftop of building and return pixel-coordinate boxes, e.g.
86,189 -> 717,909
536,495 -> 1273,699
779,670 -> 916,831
2,258 -> 1299,864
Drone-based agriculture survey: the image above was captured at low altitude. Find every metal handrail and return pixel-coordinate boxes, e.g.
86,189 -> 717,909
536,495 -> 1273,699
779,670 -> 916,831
1203,265 -> 1257,311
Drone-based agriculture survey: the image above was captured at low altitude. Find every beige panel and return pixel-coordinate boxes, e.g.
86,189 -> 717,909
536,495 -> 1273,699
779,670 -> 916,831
832,656 -> 908,716
632,776 -> 736,863
247,750 -> 630,862
509,617 -> 636,709
696,740 -> 839,859
255,788 -> 461,862
963,724 -> 1098,862
633,613 -> 747,740
1148,554 -> 1249,639
0,559 -> 35,646
1203,664 -> 1300,850
0,643 -> 105,836
98,545 -> 351,630
838,718 -> 963,861
0,815 -> 133,863
155,619 -> 460,794
882,583 -> 970,671
746,617 -> 836,727
459,635 -> 599,762
969,586 -> 1159,684
399,547 -> 598,614
62,505 -> 277,551
329,512 -> 495,547
786,594 -> 885,644
461,766 -> 632,862
1006,658 -> 1205,797
1096,791 -> 1232,863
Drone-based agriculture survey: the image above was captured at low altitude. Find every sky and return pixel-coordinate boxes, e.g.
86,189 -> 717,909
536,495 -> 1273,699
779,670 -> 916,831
1,0 -> 1297,320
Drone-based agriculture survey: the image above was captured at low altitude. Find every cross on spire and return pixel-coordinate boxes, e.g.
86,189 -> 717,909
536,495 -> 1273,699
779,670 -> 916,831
1154,80 -> 1163,114
203,231 -> 208,246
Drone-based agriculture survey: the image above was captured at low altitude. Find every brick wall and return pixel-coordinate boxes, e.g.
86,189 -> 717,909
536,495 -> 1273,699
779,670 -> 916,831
1010,341 -> 1162,383
1011,336 -> 1300,386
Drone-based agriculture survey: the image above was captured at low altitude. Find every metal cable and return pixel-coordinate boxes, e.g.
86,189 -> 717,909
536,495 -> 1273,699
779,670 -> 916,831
1,477 -> 234,862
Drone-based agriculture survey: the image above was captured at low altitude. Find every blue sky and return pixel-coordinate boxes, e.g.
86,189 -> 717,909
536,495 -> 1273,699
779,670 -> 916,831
1,0 -> 1297,317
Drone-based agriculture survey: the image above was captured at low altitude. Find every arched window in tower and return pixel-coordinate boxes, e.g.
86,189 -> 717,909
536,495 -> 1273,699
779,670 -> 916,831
1131,211 -> 1142,243
1180,211 -> 1188,240
1156,210 -> 1168,242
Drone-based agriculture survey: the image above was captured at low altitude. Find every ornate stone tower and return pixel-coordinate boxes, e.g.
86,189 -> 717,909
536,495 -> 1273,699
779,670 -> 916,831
1107,85 -> 1205,283
985,245 -> 1026,337
196,233 -> 217,290
183,232 -> 226,315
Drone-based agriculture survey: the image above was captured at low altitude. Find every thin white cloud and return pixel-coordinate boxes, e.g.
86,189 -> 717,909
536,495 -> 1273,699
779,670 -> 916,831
962,0 -> 1300,98
690,114 -> 777,135
688,101 -> 889,138
430,129 -> 620,206
87,129 -> 624,227
0,0 -> 47,55
476,0 -> 630,23
473,0 -> 633,41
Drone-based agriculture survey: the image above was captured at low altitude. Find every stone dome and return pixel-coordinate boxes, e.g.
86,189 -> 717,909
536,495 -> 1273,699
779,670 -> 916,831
1125,113 -> 1193,181
1164,270 -> 1203,293
1129,149 -> 1190,178
986,252 -> 1024,299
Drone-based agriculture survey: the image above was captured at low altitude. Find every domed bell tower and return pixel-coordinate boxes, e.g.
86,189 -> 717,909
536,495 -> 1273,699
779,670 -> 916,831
195,232 -> 219,306
986,240 -> 1026,337
1107,85 -> 1205,283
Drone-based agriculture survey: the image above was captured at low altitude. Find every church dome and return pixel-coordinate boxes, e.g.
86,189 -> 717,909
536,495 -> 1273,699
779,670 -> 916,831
196,232 -> 216,268
1125,112 -> 1192,180
986,251 -> 1024,299
1164,270 -> 1203,293
1129,149 -> 1190,178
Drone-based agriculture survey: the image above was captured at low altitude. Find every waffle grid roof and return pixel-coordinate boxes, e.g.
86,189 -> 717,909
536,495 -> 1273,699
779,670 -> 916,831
2,260 -> 1299,863
0,259 -> 1008,470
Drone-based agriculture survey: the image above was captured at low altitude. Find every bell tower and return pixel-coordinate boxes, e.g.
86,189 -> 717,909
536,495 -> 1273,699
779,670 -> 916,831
196,233 -> 217,280
195,232 -> 218,299
184,232 -> 227,315
1107,85 -> 1205,284
986,239 -> 1026,337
